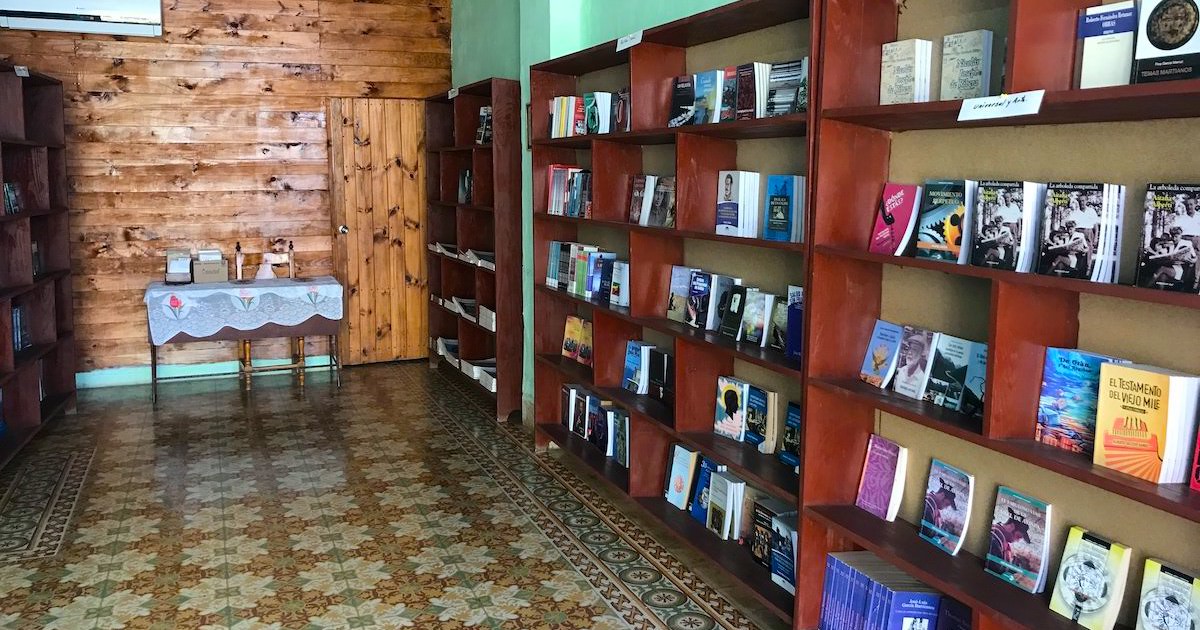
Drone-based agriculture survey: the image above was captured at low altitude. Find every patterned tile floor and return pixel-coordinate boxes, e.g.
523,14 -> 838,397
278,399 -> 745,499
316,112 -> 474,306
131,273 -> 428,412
0,363 -> 787,630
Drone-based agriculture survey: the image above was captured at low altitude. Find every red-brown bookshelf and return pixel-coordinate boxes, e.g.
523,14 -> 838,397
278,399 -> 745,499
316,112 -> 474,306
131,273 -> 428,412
425,78 -> 523,420
0,63 -> 76,470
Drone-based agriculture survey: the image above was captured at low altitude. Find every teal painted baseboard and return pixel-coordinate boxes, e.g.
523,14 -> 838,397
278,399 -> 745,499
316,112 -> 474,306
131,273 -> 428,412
76,355 -> 334,389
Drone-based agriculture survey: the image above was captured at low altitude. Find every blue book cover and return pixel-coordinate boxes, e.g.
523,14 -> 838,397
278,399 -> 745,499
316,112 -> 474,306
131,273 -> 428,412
883,587 -> 941,629
785,286 -> 804,360
935,597 -> 971,630
691,69 -> 721,124
778,403 -> 802,467
596,257 -> 616,306
1035,347 -> 1124,456
819,555 -> 836,630
744,385 -> 769,447
763,174 -> 798,242
859,319 -> 904,388
688,457 -> 723,524
621,341 -> 647,392
769,514 -> 797,594
586,252 -> 616,298
585,396 -> 602,442
850,566 -> 870,629
546,241 -> 561,287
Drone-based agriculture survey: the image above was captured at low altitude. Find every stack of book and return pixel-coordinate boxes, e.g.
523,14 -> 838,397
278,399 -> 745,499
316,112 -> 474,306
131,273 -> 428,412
544,241 -> 629,308
627,175 -> 676,228
664,265 -> 804,359
477,305 -> 496,332
458,249 -> 495,271
880,30 -> 995,104
857,319 -> 988,417
819,552 -> 947,629
716,171 -> 805,242
475,105 -> 492,144
446,296 -> 477,322
459,357 -> 497,390
1075,2 -> 1137,89
715,171 -> 761,238
428,241 -> 460,258
667,58 -> 808,127
1136,183 -> 1200,294
433,337 -> 459,368
560,384 -> 630,466
1036,182 -> 1125,284
546,165 -> 592,218
880,39 -> 934,105
560,315 -> 594,369
547,90 -> 630,138
620,340 -> 673,407
11,305 -> 31,353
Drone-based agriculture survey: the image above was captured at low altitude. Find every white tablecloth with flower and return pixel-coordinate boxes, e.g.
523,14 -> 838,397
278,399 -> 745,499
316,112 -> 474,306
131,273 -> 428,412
144,277 -> 344,346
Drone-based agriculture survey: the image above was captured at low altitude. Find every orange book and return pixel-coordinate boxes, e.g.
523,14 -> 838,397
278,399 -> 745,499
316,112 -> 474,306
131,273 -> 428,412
1093,362 -> 1199,484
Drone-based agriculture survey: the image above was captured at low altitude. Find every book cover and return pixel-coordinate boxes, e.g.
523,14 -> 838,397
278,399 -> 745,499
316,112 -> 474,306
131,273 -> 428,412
718,285 -> 748,338
751,497 -> 794,568
785,285 -> 804,361
1136,182 -> 1200,293
766,300 -> 789,353
664,444 -> 698,509
612,87 -> 631,133
1094,362 -> 1196,484
688,457 -> 725,525
769,513 -> 798,594
925,334 -> 972,409
561,315 -> 582,360
941,29 -> 993,100
859,319 -> 904,388
972,180 -> 1025,271
935,598 -> 972,630
647,348 -> 674,406
685,270 -> 712,329
916,180 -> 969,262
584,92 -> 599,135
584,395 -> 603,443
1038,182 -> 1106,280
1077,2 -> 1137,89
959,341 -> 988,418
621,340 -> 648,393
779,403 -> 802,468
692,69 -> 722,124
665,265 -> 695,322
744,385 -> 770,448
706,472 -> 733,539
919,458 -> 974,555
588,400 -> 609,450
614,412 -> 629,467
715,170 -> 745,237
647,177 -> 677,228
735,63 -> 756,120
572,393 -> 590,438
1049,526 -> 1132,630
763,174 -> 801,242
1135,558 -> 1200,630
870,183 -> 922,256
854,434 -> 906,521
892,326 -> 939,400
1135,0 -> 1200,83
628,175 -> 648,224
740,290 -> 772,346
706,274 -> 739,332
765,58 -> 807,117
881,39 -> 931,105
560,385 -> 577,429
578,320 -> 594,367
714,376 -> 748,441
668,75 -> 696,127
1036,348 -> 1125,456
720,66 -> 738,122
985,485 -> 1051,593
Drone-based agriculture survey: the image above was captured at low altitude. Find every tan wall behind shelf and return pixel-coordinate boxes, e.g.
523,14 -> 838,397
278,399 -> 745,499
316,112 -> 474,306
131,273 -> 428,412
0,0 -> 451,371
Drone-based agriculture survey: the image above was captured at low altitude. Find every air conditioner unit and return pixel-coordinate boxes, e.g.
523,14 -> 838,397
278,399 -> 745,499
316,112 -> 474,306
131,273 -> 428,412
0,0 -> 161,37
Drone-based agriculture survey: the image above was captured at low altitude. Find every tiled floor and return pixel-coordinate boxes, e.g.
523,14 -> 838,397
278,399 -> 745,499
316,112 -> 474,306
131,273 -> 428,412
0,362 -> 786,629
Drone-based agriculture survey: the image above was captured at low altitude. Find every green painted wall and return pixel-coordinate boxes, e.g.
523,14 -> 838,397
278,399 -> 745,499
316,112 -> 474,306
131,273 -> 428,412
450,0 -> 738,420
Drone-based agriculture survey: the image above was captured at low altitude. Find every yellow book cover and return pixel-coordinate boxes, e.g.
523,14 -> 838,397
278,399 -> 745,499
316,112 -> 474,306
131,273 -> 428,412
561,316 -> 582,360
1049,526 -> 1131,629
1093,363 -> 1170,483
1136,558 -> 1199,630
578,320 -> 594,367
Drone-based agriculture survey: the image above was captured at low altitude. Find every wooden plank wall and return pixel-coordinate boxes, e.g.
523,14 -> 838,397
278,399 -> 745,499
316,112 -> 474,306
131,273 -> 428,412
0,0 -> 450,372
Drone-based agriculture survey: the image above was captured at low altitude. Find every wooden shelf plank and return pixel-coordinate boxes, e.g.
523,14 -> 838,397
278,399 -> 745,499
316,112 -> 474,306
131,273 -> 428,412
434,355 -> 497,399
823,79 -> 1200,131
810,377 -> 986,444
537,422 -> 629,493
533,112 -> 808,149
0,269 -> 70,302
534,353 -> 594,385
536,213 -> 806,252
595,384 -> 675,429
635,496 -> 794,623
816,245 -> 1200,309
426,249 -> 496,275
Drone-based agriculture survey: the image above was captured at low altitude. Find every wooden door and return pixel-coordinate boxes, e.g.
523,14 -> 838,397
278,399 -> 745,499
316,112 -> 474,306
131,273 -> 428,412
328,98 -> 428,365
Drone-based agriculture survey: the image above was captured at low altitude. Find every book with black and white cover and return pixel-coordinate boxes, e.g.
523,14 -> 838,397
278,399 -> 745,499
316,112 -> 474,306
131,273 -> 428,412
735,62 -> 772,119
880,39 -> 933,104
1137,182 -> 1200,293
1036,182 -> 1112,281
971,181 -> 1045,272
629,174 -> 658,225
740,290 -> 775,347
612,88 -> 631,133
706,274 -> 741,332
715,170 -> 749,237
924,334 -> 973,410
666,265 -> 699,322
1135,0 -> 1200,83
706,471 -> 745,541
1076,2 -> 1137,89
764,57 -> 808,117
646,177 -> 676,228
892,325 -> 941,400
647,348 -> 674,407
940,30 -> 993,100
668,75 -> 695,127
717,285 -> 748,339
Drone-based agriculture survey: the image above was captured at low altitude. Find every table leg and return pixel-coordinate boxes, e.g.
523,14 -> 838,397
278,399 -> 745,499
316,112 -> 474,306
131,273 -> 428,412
330,334 -> 341,388
242,340 -> 252,391
296,336 -> 306,386
150,343 -> 158,403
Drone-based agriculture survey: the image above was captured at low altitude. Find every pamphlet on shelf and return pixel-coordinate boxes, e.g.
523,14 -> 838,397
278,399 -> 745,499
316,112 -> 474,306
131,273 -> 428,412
616,30 -> 642,52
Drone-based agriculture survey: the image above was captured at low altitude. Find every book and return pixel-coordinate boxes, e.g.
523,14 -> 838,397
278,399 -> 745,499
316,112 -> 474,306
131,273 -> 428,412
706,471 -> 745,540
621,340 -> 653,395
762,174 -> 804,242
667,75 -> 695,127
743,384 -> 778,451
577,320 -> 594,367
858,319 -> 904,388
769,513 -> 798,594
614,410 -> 630,467
1037,182 -> 1111,280
1135,558 -> 1199,630
1076,2 -> 1137,89
476,105 -> 492,144
924,333 -> 972,409
1192,428 -> 1200,492
685,270 -> 712,329
740,290 -> 774,347
715,170 -> 760,237
784,285 -> 804,361
822,552 -> 943,630
1093,362 -> 1200,484
985,485 -> 1052,593
916,179 -> 976,263
664,444 -> 699,509
692,69 -> 723,124
880,39 -> 933,105
587,399 -> 609,450
612,88 -> 631,133
854,434 -> 907,521
646,176 -> 676,228
719,66 -> 738,122
647,348 -> 674,406
765,58 -> 808,117
1136,182 -> 1200,293
766,300 -> 789,353
870,183 -> 922,256
779,403 -> 802,468
610,260 -> 630,308
971,180 -> 1045,273
584,92 -> 613,134
714,375 -> 749,441
1036,347 -> 1128,456
940,29 -> 993,100
751,497 -> 795,568
560,385 -> 580,430
688,457 -> 727,525
892,325 -> 940,400
1135,0 -> 1200,83
960,341 -> 988,418
936,598 -> 972,630
665,265 -> 697,322
717,285 -> 748,338
918,458 -> 974,556
705,274 -> 741,332
1049,526 -> 1132,629
561,316 -> 583,360
735,62 -> 771,119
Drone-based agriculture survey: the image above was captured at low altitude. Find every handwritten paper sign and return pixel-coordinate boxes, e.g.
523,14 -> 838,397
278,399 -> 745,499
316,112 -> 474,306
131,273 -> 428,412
13,66 -> 28,78
448,87 -> 459,99
957,90 -> 1045,122
616,30 -> 643,52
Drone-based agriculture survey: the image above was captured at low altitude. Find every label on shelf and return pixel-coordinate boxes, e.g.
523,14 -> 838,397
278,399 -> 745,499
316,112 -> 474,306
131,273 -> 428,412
448,87 -> 459,99
957,90 -> 1045,122
13,66 -> 28,78
616,30 -> 643,52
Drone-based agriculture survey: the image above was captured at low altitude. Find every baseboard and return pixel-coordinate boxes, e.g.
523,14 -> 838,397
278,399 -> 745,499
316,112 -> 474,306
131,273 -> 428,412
75,355 -> 335,389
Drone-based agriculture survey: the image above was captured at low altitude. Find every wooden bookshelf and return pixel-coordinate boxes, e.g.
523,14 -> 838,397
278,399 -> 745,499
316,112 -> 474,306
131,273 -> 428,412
425,78 -> 522,420
0,64 -> 75,471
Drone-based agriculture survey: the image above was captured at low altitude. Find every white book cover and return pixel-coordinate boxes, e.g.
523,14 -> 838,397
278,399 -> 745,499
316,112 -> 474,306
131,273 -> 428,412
1135,0 -> 1200,82
893,326 -> 941,400
742,172 -> 761,238
881,39 -> 925,105
715,171 -> 745,237
1077,1 -> 1136,89
1017,182 -> 1047,273
638,175 -> 659,226
941,30 -> 992,100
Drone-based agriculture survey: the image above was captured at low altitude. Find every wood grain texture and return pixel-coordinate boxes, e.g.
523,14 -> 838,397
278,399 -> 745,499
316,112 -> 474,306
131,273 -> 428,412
0,0 -> 449,370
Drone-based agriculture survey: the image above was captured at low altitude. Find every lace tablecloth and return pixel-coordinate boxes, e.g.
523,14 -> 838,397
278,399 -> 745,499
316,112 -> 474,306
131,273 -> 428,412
144,277 -> 344,346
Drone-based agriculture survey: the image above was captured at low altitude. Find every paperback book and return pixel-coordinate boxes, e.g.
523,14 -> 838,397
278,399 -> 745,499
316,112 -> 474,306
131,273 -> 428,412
735,62 -> 771,119
880,39 -> 933,105
1036,347 -> 1128,456
1036,182 -> 1110,281
1048,526 -> 1132,630
869,182 -> 922,256
779,403 -> 802,469
668,75 -> 696,127
685,271 -> 712,329
940,29 -> 993,100
924,334 -> 972,409
959,341 -> 988,418
1136,182 -> 1200,293
692,69 -> 723,124
750,497 -> 795,568
714,376 -> 749,441
1135,558 -> 1200,630
688,457 -> 727,525
717,285 -> 748,339
743,384 -> 778,452
646,177 -> 677,228
892,325 -> 940,400
715,170 -> 761,238
665,265 -> 697,322
764,58 -> 808,117
854,434 -> 907,522
1093,362 -> 1200,484
859,319 -> 904,388
916,179 -> 976,264
918,458 -> 974,556
739,289 -> 774,347
769,513 -> 798,594
971,180 -> 1045,273
1076,2 -> 1137,89
664,444 -> 699,509
1135,0 -> 1200,83
762,174 -> 804,243
707,471 -> 745,541
985,486 -> 1052,594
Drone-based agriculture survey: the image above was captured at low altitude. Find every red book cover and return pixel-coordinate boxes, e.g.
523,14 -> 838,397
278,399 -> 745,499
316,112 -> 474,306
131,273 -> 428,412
1191,434 -> 1200,492
869,182 -> 922,256
572,98 -> 586,136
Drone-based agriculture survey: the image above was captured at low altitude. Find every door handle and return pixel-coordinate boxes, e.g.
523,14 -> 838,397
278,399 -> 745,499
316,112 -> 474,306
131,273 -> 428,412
338,225 -> 349,234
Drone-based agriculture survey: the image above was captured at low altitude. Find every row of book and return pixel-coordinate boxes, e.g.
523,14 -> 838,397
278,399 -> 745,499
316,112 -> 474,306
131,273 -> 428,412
620,339 -> 673,407
714,375 -> 801,465
667,59 -> 808,127
1036,346 -> 1200,487
543,241 -> 631,308
820,551 -> 967,630
858,320 -> 988,417
430,294 -> 497,333
665,266 -> 804,358
2,183 -> 23,216
714,171 -> 804,243
880,30 -> 995,105
1074,0 -> 1200,89
431,337 -> 497,392
426,242 -> 497,271
11,304 -> 31,353
627,174 -> 676,228
663,443 -> 798,594
560,315 -> 593,368
546,165 -> 594,219
559,384 -> 630,466
546,89 -> 631,139
870,179 -> 1131,286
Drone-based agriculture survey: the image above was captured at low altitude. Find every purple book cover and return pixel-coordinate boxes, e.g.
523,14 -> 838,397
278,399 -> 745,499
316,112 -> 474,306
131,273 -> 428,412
854,434 -> 901,519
